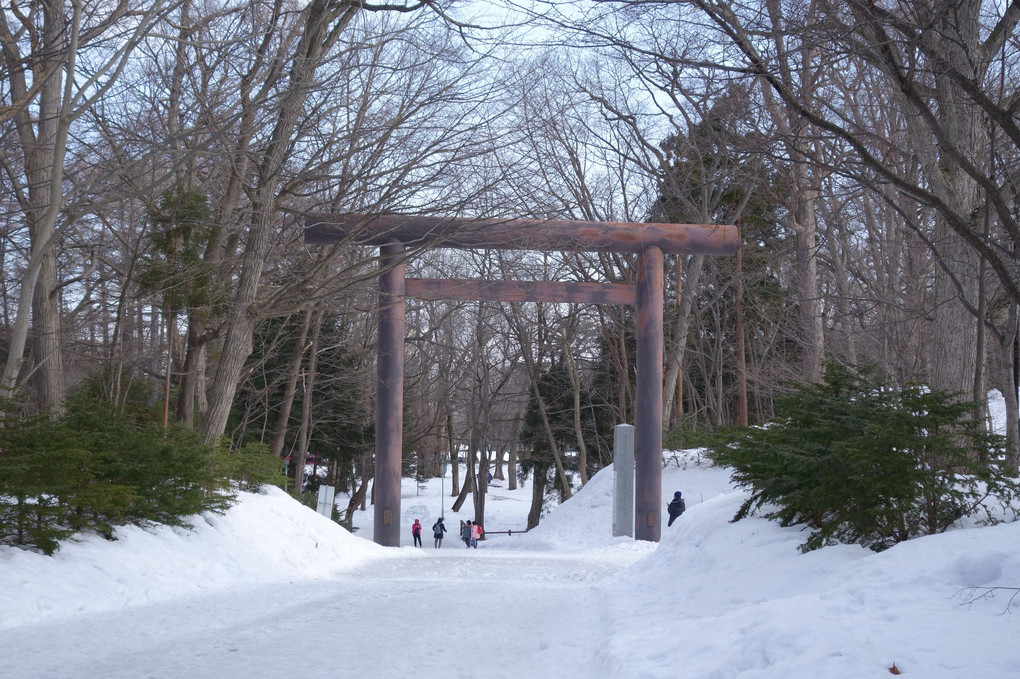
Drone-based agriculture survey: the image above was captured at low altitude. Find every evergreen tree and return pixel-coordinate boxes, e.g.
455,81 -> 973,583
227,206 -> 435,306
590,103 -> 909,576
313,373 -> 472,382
649,86 -> 794,430
0,378 -> 234,554
230,312 -> 372,493
707,363 -> 1019,551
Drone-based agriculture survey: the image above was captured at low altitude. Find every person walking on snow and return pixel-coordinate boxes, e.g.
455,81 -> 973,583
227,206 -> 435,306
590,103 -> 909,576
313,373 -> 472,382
667,491 -> 686,527
432,517 -> 447,548
411,519 -> 423,547
461,520 -> 473,548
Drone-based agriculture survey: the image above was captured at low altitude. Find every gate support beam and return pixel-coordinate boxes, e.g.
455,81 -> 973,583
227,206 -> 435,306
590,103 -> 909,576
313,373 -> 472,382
635,245 -> 664,542
406,278 -> 637,305
375,241 -> 404,547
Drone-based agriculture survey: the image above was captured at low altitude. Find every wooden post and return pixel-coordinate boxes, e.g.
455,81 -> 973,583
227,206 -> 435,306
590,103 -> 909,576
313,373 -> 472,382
635,246 -> 664,542
374,242 -> 405,547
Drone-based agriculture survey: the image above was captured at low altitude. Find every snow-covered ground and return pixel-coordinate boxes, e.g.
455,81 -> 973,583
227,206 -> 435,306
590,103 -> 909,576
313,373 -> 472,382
2,447 -> 1019,678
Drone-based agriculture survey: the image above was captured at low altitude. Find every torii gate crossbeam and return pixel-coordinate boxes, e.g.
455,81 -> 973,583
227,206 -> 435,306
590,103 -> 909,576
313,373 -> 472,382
305,214 -> 738,545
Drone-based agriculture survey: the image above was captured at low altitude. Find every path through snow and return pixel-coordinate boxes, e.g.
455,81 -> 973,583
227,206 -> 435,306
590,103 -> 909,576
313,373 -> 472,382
2,546 -> 645,679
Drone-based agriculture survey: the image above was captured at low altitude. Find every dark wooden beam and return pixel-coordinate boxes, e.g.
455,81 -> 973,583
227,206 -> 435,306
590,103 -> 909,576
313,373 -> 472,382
634,245 -> 664,542
305,213 -> 738,256
375,242 -> 404,547
405,278 -> 637,305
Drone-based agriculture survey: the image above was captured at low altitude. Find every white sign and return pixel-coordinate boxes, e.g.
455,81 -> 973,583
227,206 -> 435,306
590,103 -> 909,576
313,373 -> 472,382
316,485 -> 336,518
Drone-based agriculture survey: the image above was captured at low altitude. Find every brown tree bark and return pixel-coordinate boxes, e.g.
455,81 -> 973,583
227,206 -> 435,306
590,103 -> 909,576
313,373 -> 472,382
293,311 -> 323,492
734,244 -> 749,426
202,1 -> 359,441
526,461 -> 549,531
268,309 -> 313,458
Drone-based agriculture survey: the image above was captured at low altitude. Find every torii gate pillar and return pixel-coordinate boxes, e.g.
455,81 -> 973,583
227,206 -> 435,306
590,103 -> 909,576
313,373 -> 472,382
375,241 -> 405,547
635,246 -> 664,541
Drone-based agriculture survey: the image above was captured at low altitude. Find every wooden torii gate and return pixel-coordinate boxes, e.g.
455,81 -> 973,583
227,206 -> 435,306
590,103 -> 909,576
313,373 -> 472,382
305,214 -> 739,545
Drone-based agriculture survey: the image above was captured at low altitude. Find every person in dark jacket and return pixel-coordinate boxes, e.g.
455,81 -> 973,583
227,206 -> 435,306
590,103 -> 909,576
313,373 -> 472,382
667,491 -> 686,527
461,520 -> 473,548
432,517 -> 447,548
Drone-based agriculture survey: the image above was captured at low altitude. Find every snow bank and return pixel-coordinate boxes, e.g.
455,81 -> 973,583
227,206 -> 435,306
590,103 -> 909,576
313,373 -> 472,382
591,455 -> 1020,679
0,486 -> 388,630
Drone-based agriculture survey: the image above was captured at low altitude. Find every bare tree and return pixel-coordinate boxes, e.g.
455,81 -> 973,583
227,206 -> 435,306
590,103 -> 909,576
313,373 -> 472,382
0,1 -> 178,413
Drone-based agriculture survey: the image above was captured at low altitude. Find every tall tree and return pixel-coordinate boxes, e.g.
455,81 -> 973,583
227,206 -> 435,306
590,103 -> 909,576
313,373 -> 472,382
202,0 -> 361,441
0,1 -> 176,413
685,0 -> 1020,400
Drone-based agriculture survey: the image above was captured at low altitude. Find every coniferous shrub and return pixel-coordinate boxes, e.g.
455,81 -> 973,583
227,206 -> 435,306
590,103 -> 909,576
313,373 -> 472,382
0,406 -> 101,554
0,381 -> 280,554
706,363 -> 1020,551
0,397 -> 235,553
212,440 -> 287,492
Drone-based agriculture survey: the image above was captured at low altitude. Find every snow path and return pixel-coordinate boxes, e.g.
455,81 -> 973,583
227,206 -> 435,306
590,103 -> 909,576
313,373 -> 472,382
2,546 -> 645,679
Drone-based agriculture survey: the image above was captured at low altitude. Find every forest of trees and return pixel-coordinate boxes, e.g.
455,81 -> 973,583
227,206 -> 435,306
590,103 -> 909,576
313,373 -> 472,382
3,1 -> 1019,529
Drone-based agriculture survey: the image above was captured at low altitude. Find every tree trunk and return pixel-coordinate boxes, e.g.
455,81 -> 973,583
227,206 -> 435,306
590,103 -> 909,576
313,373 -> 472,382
202,2 -> 359,442
527,366 -> 573,500
473,447 -> 489,528
268,309 -> 313,458
293,311 -> 322,492
926,4 -> 987,406
759,0 -> 825,382
526,462 -> 549,531
734,244 -> 749,426
176,325 -> 220,425
451,456 -> 475,513
1000,316 -> 1020,473
447,411 -> 459,496
662,254 -> 705,425
507,442 -> 518,491
494,446 -> 506,481
345,458 -> 370,524
1,2 -> 70,414
561,332 -> 589,485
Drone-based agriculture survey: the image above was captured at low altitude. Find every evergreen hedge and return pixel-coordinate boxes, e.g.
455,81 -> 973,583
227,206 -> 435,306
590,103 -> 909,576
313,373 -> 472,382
0,390 -> 285,554
706,364 -> 1020,551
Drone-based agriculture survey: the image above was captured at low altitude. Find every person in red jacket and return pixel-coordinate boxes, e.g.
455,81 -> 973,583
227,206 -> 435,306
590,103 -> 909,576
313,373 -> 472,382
470,521 -> 481,548
411,519 -> 423,547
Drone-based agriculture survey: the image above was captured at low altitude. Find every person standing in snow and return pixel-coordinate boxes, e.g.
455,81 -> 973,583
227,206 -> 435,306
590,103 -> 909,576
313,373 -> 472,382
462,520 -> 473,548
432,517 -> 447,548
411,519 -> 423,547
666,491 -> 686,527
470,521 -> 481,548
